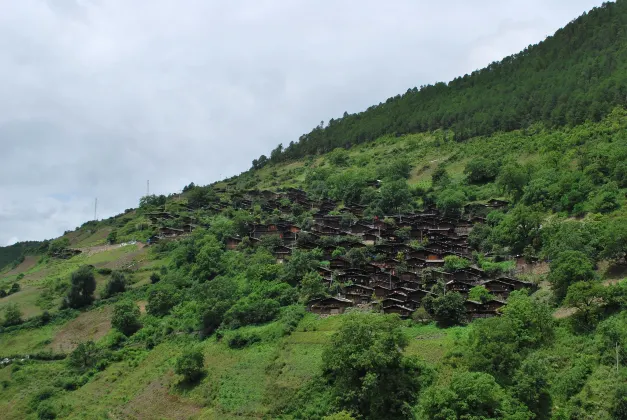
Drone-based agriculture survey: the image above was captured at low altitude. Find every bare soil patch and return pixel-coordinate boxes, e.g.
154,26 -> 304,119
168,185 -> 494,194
121,374 -> 202,420
49,306 -> 113,353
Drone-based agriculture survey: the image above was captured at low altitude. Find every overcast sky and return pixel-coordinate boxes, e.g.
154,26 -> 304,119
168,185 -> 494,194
0,0 -> 606,245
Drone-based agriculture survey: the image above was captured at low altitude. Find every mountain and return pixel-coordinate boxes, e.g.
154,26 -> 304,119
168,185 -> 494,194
2,3 -> 627,419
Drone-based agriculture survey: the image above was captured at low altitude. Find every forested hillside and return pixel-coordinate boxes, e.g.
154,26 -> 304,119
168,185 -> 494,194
2,3 -> 627,419
254,0 -> 627,167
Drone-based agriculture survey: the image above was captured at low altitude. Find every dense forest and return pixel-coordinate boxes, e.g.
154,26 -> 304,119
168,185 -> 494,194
253,0 -> 627,168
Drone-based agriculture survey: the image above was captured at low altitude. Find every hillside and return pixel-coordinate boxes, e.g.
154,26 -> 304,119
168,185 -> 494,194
255,0 -> 627,166
2,4 -> 627,420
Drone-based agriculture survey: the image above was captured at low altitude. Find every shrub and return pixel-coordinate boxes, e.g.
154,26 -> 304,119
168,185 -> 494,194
223,296 -> 280,329
3,303 -> 23,326
103,271 -> 126,298
443,256 -> 471,271
106,230 -> 118,244
175,347 -> 205,382
9,282 -> 20,294
111,300 -> 142,336
37,401 -> 57,419
227,330 -> 262,349
468,286 -> 494,303
149,273 -> 161,284
96,268 -> 112,275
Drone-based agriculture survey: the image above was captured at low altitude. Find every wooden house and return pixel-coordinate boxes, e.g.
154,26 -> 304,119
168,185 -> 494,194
342,284 -> 374,304
445,280 -> 474,296
225,236 -> 242,250
383,304 -> 413,318
308,296 -> 354,315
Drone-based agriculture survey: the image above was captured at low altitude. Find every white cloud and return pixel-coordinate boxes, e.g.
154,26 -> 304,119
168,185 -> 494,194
0,0 -> 606,243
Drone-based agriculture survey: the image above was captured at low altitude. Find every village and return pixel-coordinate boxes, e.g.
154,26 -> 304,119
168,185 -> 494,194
147,186 -> 535,321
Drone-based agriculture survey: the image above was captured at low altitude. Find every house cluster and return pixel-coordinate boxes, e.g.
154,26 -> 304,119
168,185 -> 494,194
145,210 -> 198,240
221,188 -> 534,321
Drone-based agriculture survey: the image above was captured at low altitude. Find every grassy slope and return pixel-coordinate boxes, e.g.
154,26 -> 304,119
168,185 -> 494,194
1,111 -> 627,418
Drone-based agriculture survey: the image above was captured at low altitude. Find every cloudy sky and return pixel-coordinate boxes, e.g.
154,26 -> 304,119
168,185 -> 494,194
0,0 -> 606,245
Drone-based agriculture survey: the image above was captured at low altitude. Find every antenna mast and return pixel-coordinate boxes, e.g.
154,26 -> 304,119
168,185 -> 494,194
147,180 -> 150,196
94,198 -> 98,221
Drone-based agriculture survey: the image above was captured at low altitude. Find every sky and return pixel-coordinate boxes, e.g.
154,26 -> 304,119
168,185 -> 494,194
0,0 -> 607,245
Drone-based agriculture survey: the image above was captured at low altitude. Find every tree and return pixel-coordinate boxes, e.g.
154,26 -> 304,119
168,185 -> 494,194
589,181 -> 620,213
564,281 -> 605,331
111,300 -> 142,336
600,217 -> 627,262
378,180 -> 412,213
419,372 -> 516,420
468,286 -> 494,303
68,341 -> 102,371
103,271 -> 126,298
187,186 -> 216,208
106,230 -> 118,245
423,292 -> 467,327
65,265 -> 96,308
150,273 -> 161,284
3,303 -> 22,326
322,312 -> 431,419
435,188 -> 465,216
327,148 -> 350,166
175,347 -> 205,382
139,194 -> 166,208
548,250 -> 595,303
146,284 -> 179,317
300,271 -> 327,302
464,158 -> 499,184
492,204 -> 543,253
431,165 -> 450,187
496,162 -> 529,199
512,355 -> 552,420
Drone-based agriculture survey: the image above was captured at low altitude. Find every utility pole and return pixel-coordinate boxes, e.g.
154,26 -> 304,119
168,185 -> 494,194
94,198 -> 98,221
147,180 -> 150,196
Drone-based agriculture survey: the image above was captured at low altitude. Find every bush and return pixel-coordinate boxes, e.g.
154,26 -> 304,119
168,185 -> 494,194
106,230 -> 118,244
175,347 -> 205,382
64,266 -> 96,309
96,268 -> 112,275
223,296 -> 280,329
9,282 -> 20,294
3,303 -> 22,326
37,401 -> 57,419
111,300 -> 142,336
103,271 -> 126,298
149,273 -> 161,284
443,255 -> 471,271
227,330 -> 262,349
